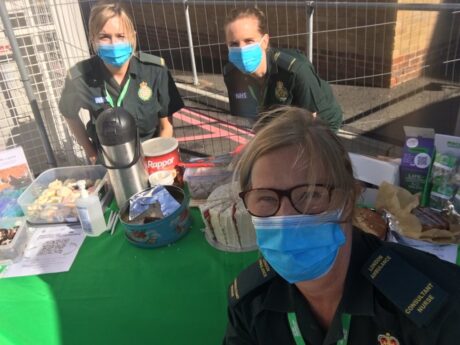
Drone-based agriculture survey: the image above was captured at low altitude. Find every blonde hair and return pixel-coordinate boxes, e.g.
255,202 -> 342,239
236,106 -> 357,220
224,6 -> 268,35
89,2 -> 136,52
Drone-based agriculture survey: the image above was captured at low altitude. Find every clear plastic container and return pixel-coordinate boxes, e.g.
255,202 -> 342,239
183,167 -> 233,199
0,217 -> 28,264
18,165 -> 112,224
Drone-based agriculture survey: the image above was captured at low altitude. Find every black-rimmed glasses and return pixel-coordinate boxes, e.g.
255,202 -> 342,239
239,184 -> 333,217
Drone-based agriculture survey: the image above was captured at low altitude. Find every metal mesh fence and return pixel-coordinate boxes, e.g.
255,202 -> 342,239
0,0 -> 459,174
0,0 -> 89,175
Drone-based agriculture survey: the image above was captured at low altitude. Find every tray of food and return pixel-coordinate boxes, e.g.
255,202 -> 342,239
17,165 -> 112,224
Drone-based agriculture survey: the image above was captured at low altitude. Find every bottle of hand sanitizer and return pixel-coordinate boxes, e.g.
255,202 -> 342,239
76,180 -> 106,236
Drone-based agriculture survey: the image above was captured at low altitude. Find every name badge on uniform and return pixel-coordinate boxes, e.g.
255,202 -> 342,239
235,92 -> 247,100
94,97 -> 106,104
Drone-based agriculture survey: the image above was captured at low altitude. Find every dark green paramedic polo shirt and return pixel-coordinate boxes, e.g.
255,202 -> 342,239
59,52 -> 184,141
223,229 -> 460,344
223,48 -> 342,132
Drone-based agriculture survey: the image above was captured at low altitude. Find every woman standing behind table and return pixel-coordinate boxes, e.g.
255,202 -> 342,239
223,7 -> 342,131
223,106 -> 460,344
59,2 -> 183,164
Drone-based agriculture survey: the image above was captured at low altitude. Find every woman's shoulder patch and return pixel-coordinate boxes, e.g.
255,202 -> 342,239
228,258 -> 277,307
362,246 -> 449,327
138,51 -> 165,67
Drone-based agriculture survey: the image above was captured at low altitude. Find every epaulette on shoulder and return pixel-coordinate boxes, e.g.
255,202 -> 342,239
228,258 -> 276,307
138,51 -> 165,67
273,51 -> 298,72
361,245 -> 449,327
68,60 -> 92,80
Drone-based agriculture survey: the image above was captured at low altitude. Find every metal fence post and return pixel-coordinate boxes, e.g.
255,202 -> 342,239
306,1 -> 315,63
184,0 -> 199,86
0,0 -> 57,167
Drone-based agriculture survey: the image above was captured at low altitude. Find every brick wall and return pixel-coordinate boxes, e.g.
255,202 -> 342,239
389,0 -> 448,86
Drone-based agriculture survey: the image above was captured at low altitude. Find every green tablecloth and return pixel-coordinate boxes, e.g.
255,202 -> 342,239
0,208 -> 258,345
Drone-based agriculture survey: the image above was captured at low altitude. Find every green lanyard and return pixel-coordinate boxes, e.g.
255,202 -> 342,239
105,77 -> 131,108
287,312 -> 351,345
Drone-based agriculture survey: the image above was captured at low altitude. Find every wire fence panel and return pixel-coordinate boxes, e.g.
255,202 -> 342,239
0,0 -> 90,175
0,0 -> 459,173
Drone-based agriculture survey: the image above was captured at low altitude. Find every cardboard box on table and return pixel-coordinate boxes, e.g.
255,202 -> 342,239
434,134 -> 460,158
349,153 -> 400,207
399,126 -> 435,206
431,134 -> 460,210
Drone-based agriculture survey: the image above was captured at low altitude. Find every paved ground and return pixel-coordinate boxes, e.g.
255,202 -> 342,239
172,70 -> 460,159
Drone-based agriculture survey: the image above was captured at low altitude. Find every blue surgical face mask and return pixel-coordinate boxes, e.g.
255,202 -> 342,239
97,42 -> 133,68
252,211 -> 346,284
228,39 -> 264,74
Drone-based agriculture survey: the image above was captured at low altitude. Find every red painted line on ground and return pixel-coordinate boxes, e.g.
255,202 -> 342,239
179,108 -> 254,137
174,111 -> 249,145
176,133 -> 246,142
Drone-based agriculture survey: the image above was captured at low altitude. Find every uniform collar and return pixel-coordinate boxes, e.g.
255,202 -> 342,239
260,229 -> 376,344
339,228 -> 376,317
261,270 -> 346,344
127,55 -> 140,79
261,228 -> 375,317
262,275 -> 295,312
99,56 -> 139,92
265,48 -> 279,76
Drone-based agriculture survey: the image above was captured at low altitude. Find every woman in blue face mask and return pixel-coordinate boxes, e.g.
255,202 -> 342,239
223,7 -> 343,132
223,106 -> 460,345
59,2 -> 183,164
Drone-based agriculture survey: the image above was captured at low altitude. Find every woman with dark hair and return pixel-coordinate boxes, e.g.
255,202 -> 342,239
223,7 -> 342,131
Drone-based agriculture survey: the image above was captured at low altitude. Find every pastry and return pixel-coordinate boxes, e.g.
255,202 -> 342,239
48,179 -> 63,190
27,178 -> 98,223
353,208 -> 388,240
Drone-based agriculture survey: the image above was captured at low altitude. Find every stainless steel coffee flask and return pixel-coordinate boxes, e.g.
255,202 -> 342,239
96,108 -> 148,207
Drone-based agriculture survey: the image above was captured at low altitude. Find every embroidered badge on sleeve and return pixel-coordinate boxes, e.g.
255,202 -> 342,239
275,81 -> 288,102
378,333 -> 400,345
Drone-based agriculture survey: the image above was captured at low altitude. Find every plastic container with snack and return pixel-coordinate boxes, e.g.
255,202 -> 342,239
18,165 -> 112,224
183,167 -> 232,200
0,217 -> 28,264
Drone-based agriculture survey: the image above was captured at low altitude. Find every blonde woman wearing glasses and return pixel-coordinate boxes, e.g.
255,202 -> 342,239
223,106 -> 460,345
